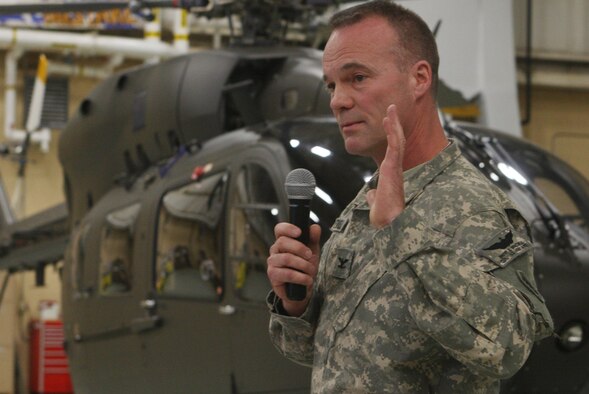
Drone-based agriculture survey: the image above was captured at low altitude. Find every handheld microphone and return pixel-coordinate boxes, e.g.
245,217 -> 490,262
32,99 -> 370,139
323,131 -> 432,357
284,168 -> 316,301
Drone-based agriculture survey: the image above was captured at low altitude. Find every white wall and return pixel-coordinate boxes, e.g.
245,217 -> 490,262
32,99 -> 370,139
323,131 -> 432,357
513,0 -> 589,57
401,0 -> 522,135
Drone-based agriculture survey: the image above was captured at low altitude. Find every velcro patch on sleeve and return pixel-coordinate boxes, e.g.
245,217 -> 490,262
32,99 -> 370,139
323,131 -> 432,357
476,227 -> 531,268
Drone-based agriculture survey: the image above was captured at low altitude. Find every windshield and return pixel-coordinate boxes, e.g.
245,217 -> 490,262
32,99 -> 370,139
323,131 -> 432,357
448,122 -> 589,235
501,139 -> 589,233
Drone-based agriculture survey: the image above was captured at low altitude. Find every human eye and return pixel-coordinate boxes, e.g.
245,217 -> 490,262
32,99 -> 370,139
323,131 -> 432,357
353,74 -> 366,83
324,82 -> 335,94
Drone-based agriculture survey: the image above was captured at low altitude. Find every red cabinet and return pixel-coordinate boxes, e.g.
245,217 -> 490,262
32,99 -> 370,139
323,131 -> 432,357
30,320 -> 73,394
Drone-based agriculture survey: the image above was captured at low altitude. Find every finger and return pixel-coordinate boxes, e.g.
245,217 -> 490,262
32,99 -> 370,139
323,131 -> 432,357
274,223 -> 301,240
267,262 -> 314,287
369,105 -> 405,228
271,234 -> 313,259
266,254 -> 316,305
267,251 -> 316,275
383,104 -> 405,164
365,188 -> 376,208
308,224 -> 322,257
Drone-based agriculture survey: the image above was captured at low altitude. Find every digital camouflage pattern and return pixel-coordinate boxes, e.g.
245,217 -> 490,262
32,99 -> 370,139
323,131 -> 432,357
268,141 -> 553,393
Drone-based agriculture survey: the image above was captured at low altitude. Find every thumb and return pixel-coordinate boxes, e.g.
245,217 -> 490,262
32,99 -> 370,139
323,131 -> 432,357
309,224 -> 322,255
366,188 -> 376,208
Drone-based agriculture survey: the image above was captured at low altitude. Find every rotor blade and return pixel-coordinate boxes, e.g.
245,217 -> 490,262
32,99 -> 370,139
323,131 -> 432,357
0,203 -> 69,272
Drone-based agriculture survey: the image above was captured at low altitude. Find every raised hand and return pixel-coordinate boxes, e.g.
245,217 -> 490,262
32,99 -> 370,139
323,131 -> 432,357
366,104 -> 406,228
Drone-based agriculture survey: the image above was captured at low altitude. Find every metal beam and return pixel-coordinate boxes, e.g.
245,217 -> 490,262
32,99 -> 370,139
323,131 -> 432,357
0,1 -> 129,14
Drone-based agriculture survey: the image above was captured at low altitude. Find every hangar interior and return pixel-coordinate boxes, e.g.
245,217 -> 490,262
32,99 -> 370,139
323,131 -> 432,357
0,0 -> 588,393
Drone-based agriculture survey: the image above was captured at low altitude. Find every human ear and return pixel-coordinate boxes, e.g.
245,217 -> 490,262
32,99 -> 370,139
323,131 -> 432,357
411,60 -> 432,99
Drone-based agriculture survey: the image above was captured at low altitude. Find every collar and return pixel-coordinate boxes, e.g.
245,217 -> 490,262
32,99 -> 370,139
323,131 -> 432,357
403,139 -> 460,205
363,139 -> 461,208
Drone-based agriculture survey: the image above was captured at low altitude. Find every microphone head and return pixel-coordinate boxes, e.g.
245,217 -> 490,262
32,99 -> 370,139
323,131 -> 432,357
285,168 -> 316,200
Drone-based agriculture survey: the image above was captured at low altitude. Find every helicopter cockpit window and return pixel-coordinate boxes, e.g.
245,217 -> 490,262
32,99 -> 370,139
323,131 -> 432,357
99,203 -> 140,295
229,163 -> 278,303
155,171 -> 227,300
502,142 -> 589,233
534,178 -> 579,217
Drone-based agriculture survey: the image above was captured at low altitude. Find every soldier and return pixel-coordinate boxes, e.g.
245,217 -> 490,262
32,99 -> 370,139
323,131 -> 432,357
266,1 -> 553,392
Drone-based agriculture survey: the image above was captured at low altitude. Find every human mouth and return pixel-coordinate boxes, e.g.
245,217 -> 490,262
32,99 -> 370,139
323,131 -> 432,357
340,120 -> 363,133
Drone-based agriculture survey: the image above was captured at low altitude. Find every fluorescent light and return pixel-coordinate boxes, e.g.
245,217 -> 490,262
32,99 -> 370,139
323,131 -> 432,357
315,187 -> 333,204
497,162 -> 528,185
311,146 -> 331,158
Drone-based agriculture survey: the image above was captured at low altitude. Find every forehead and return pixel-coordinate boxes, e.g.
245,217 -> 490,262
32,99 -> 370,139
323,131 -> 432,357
322,16 -> 398,75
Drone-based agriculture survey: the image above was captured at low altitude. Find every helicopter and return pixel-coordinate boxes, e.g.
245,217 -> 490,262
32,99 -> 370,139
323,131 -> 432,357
0,0 -> 588,393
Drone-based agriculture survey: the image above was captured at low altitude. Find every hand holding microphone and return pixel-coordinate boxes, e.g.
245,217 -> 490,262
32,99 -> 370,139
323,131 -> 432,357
283,168 -> 316,301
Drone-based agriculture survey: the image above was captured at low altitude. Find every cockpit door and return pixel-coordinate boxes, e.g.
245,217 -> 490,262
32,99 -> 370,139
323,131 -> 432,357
224,143 -> 311,393
142,169 -> 233,393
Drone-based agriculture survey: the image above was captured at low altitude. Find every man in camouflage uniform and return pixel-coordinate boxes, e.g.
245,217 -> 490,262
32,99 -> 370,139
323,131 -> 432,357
266,1 -> 553,392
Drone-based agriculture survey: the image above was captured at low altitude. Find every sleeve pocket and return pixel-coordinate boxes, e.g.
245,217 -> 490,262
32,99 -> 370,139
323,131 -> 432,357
407,256 -> 522,346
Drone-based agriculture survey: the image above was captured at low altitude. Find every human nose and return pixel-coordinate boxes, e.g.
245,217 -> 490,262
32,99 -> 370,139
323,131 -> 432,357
329,86 -> 353,112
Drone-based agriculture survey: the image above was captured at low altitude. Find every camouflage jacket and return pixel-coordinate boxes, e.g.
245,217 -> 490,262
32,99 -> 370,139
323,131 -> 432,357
268,141 -> 553,393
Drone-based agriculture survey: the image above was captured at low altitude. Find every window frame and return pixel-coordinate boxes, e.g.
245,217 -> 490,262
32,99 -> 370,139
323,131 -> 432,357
153,170 -> 229,301
226,154 -> 288,305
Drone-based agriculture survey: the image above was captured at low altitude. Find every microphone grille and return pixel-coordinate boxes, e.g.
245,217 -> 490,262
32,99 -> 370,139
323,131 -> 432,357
285,168 -> 316,200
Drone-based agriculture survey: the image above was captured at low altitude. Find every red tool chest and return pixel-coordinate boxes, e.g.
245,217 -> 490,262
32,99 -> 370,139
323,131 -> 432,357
30,320 -> 74,394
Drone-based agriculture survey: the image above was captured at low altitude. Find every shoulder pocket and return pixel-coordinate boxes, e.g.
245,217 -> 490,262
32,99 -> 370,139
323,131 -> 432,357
490,254 -> 554,341
475,224 -> 554,341
476,227 -> 532,269
403,253 -> 519,344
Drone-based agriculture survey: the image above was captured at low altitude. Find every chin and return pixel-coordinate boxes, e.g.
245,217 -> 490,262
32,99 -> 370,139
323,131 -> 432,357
343,141 -> 361,156
343,139 -> 370,157
344,146 -> 369,158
